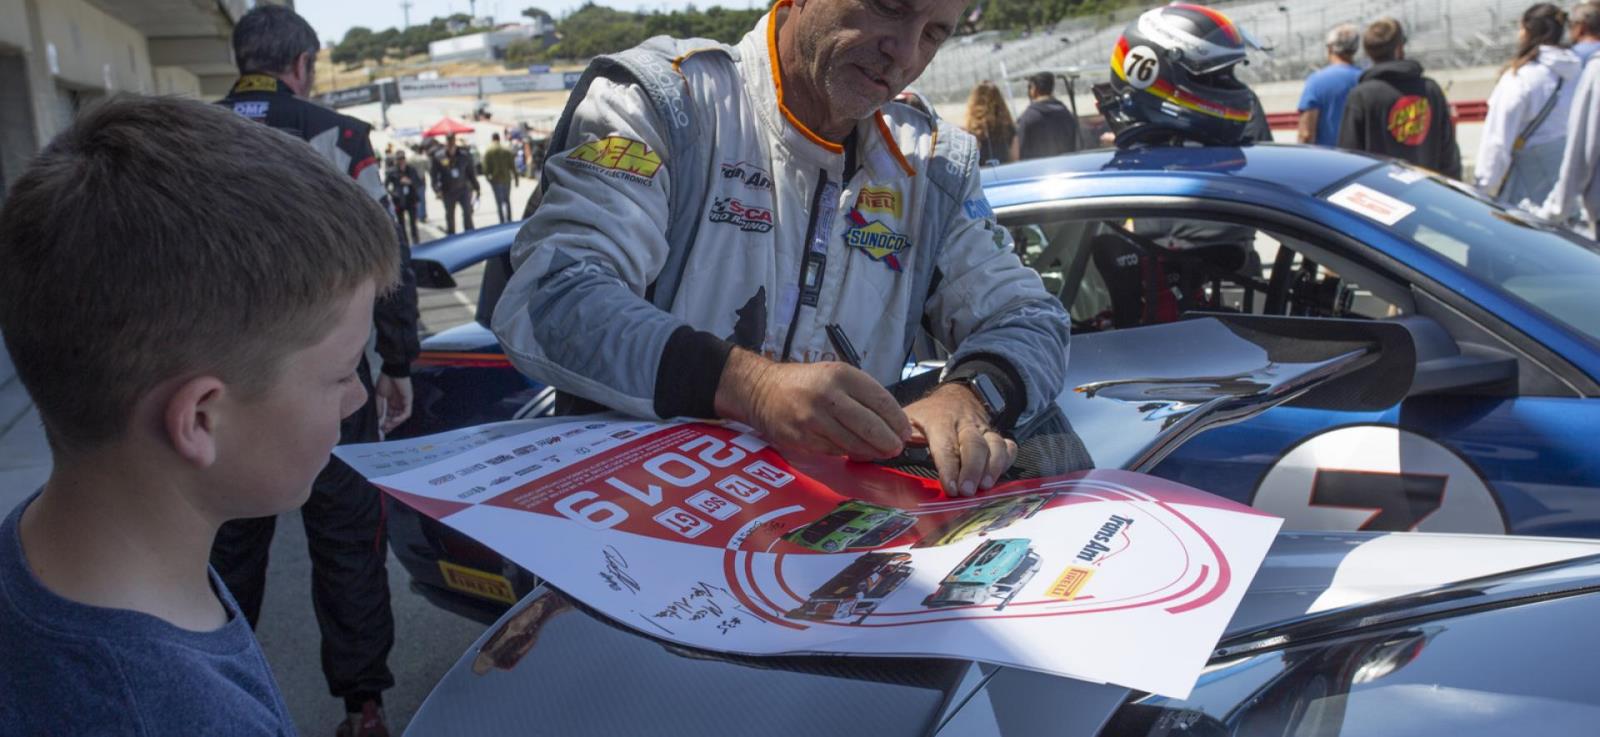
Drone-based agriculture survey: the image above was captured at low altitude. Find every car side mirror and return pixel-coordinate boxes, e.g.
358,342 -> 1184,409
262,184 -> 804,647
413,258 -> 457,289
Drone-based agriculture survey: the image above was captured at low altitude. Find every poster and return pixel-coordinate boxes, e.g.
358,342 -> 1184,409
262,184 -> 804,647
339,417 -> 1281,698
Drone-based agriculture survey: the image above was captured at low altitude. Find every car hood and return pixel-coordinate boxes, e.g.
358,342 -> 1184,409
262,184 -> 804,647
406,525 -> 1599,737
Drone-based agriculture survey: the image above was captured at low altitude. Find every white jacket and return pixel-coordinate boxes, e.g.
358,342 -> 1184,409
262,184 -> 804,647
1475,45 -> 1582,192
493,2 -> 1069,424
1539,57 -> 1600,230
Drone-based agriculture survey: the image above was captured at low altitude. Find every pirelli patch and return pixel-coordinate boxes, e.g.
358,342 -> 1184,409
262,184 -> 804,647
567,135 -> 662,185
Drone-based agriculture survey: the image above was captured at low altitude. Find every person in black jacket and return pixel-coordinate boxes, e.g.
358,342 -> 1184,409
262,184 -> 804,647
431,134 -> 480,234
386,150 -> 423,246
1337,18 -> 1462,178
213,6 -> 419,737
1014,72 -> 1081,160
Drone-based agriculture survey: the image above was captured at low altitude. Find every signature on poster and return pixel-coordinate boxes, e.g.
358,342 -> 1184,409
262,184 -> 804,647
599,545 -> 640,594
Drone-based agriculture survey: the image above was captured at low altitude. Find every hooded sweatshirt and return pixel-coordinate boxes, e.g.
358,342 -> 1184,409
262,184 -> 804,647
1474,45 -> 1582,193
1338,60 -> 1461,178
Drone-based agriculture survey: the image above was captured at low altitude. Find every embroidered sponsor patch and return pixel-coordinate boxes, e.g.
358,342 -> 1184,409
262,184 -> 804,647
844,209 -> 911,271
963,196 -> 995,220
855,186 -> 901,218
708,197 -> 774,233
231,101 -> 269,118
566,135 -> 662,185
720,160 -> 774,191
233,74 -> 278,93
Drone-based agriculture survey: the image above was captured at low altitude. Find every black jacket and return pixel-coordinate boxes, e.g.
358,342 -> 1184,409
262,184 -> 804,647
218,74 -> 420,377
431,148 -> 480,196
1337,60 -> 1462,178
386,165 -> 423,208
1016,97 -> 1081,159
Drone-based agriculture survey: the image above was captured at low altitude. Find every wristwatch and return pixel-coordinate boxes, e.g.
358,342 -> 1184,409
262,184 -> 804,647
947,372 -> 1007,427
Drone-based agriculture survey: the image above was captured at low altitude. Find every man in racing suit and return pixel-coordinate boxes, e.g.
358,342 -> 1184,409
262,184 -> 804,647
494,0 -> 1070,495
212,6 -> 420,736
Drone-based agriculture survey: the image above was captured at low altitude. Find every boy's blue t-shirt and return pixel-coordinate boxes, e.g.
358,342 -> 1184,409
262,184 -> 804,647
1298,63 -> 1365,146
0,494 -> 297,735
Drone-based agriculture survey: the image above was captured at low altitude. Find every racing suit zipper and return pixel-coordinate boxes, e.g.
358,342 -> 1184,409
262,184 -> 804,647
780,169 -> 840,361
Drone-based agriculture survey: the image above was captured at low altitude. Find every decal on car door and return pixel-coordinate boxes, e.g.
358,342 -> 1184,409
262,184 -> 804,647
1249,424 -> 1507,533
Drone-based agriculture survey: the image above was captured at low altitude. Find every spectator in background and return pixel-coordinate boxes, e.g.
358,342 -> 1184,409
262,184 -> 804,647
482,132 -> 517,224
1570,2 -> 1600,62
1013,72 -> 1081,160
1475,3 -> 1579,204
1297,24 -> 1364,146
965,81 -> 1016,165
431,133 -> 479,234
413,141 -> 431,223
1535,56 -> 1600,236
1339,18 -> 1462,178
386,149 -> 423,245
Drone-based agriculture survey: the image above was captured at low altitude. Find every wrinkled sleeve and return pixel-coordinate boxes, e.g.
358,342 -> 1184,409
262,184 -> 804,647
923,148 -> 1070,429
491,77 -> 731,419
1475,73 -> 1532,192
1542,60 -> 1600,220
1337,88 -> 1365,151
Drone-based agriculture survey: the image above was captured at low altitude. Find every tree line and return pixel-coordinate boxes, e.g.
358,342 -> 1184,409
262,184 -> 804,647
330,1 -> 1142,69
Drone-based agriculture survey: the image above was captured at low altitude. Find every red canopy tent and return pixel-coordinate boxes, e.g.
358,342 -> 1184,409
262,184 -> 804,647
422,117 -> 475,138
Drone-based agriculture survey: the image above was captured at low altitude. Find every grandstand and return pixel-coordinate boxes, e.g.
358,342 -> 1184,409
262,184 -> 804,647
911,0 -> 1527,106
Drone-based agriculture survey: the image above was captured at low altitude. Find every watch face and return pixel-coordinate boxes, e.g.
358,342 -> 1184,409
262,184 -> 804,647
970,374 -> 1005,416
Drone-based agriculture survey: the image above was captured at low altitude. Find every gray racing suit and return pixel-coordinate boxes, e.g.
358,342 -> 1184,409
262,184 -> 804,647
493,1 -> 1069,429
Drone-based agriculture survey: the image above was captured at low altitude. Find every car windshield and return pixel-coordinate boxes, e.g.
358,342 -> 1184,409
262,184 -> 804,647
1346,166 -> 1600,344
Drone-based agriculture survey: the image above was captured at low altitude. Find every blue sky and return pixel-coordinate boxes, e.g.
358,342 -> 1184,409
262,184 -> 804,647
298,0 -> 760,44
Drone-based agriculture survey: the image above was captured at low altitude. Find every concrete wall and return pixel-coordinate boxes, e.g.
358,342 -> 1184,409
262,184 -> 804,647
153,64 -> 202,97
34,0 -> 154,95
0,0 -> 30,51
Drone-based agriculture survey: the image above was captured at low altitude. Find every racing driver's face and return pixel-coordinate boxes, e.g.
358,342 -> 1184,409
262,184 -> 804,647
785,0 -> 965,136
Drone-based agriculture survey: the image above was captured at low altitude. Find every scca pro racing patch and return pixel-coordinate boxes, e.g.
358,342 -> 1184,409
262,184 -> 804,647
708,197 -> 773,233
843,208 -> 911,272
566,136 -> 662,185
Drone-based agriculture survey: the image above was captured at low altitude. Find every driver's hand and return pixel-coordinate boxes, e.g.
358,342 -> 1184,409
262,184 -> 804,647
714,349 -> 911,460
904,383 -> 1017,497
375,375 -> 414,435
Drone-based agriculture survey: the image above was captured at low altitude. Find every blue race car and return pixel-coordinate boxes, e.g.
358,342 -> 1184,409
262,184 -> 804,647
979,145 -> 1600,539
390,143 -> 1600,617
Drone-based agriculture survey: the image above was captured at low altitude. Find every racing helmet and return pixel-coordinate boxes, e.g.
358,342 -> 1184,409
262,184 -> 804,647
1100,3 -> 1261,146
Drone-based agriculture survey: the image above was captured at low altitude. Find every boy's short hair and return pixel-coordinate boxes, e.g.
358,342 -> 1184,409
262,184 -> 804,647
0,95 -> 398,452
1363,18 -> 1406,63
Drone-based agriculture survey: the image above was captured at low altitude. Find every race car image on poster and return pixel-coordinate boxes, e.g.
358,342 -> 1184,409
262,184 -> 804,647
782,500 -> 917,553
923,538 -> 1043,611
784,552 -> 914,624
912,493 -> 1053,548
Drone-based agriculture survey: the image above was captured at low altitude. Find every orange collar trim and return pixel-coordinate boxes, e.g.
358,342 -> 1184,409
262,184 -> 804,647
874,111 -> 918,177
767,0 -> 845,154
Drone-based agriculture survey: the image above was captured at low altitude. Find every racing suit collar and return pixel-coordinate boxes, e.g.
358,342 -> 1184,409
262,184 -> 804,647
743,3 -> 918,180
230,74 -> 293,96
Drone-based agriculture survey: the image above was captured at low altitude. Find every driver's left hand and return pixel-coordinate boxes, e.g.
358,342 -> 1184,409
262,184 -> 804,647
903,383 -> 1017,497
